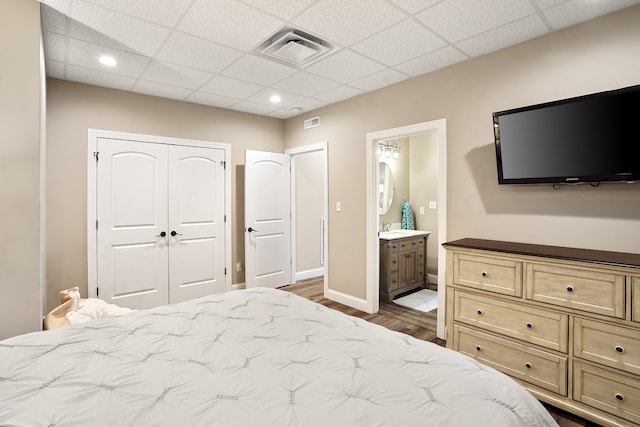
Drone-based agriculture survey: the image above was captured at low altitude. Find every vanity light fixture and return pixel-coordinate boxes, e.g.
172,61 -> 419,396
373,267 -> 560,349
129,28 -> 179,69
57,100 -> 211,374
378,140 -> 400,160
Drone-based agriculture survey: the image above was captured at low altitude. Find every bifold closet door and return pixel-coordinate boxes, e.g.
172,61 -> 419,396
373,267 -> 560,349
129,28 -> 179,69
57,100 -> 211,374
96,139 -> 170,309
96,138 -> 226,309
168,145 -> 226,303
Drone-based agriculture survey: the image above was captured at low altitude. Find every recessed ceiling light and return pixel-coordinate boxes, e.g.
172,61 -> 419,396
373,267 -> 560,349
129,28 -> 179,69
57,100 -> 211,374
99,55 -> 117,66
270,95 -> 282,103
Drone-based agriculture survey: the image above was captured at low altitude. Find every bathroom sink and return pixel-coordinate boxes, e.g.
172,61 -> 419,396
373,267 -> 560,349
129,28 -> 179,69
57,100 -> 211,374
379,229 -> 431,240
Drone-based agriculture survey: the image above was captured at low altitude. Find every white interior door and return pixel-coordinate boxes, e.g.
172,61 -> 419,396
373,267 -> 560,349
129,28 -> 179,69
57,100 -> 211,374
245,150 -> 292,288
168,145 -> 226,303
96,138 -> 169,309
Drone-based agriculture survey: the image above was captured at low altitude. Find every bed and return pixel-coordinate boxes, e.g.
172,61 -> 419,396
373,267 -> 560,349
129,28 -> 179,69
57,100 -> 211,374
0,287 -> 557,426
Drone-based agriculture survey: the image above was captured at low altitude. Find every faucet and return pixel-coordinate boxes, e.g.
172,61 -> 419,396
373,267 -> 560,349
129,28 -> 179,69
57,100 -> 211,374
380,222 -> 391,232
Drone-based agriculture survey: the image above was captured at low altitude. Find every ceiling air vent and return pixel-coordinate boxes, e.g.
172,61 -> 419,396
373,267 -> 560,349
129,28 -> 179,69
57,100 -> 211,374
256,28 -> 333,68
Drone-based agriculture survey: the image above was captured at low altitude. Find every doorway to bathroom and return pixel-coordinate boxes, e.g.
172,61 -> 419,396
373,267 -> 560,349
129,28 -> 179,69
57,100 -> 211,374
365,119 -> 447,339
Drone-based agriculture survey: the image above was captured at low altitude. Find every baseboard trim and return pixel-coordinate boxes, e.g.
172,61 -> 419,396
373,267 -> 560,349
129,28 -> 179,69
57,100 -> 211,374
325,288 -> 370,313
231,283 -> 245,290
295,268 -> 325,282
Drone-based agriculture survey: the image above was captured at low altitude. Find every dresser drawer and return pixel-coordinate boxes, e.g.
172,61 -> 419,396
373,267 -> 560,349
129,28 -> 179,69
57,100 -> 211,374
574,362 -> 640,425
455,291 -> 568,352
574,317 -> 640,376
454,325 -> 567,395
525,263 -> 625,318
633,277 -> 640,323
453,253 -> 522,297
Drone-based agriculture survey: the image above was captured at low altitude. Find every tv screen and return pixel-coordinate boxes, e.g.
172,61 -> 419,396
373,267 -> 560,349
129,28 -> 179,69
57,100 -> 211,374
493,84 -> 640,185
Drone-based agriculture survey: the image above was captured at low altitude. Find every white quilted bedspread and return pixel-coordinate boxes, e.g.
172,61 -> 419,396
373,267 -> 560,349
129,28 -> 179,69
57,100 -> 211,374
0,288 -> 557,426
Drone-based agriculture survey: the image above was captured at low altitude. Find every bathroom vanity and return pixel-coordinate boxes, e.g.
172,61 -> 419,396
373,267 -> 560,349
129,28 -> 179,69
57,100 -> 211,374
379,230 -> 430,303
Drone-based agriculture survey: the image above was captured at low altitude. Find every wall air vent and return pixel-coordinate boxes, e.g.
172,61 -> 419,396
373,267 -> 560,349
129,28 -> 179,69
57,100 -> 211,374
304,117 -> 320,129
255,28 -> 333,68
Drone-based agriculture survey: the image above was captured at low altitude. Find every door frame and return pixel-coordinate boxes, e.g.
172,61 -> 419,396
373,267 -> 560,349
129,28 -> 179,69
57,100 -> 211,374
365,119 -> 447,339
86,128 -> 232,299
285,142 -> 329,292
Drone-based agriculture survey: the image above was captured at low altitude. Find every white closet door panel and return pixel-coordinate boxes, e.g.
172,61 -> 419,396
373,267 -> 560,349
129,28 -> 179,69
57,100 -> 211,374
97,138 -> 169,309
168,145 -> 226,303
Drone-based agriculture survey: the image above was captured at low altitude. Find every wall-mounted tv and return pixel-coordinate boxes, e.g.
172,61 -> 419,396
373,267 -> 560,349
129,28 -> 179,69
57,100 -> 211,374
493,84 -> 640,186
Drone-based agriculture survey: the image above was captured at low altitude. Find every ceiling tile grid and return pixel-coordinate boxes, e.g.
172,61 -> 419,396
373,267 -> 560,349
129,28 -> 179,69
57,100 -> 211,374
38,0 -> 640,119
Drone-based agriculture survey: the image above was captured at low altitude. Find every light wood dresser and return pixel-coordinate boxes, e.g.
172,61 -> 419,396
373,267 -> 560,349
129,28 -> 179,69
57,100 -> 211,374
444,238 -> 640,427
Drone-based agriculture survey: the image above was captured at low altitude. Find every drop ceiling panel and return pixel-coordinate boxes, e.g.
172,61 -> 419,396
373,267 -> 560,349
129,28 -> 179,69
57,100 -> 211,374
200,76 -> 264,100
133,80 -> 193,101
141,61 -> 213,90
352,19 -> 447,66
39,0 -> 640,119
543,0 -> 640,30
394,45 -> 468,76
66,38 -> 150,77
416,0 -> 537,43
305,50 -> 386,84
82,0 -> 193,27
178,0 -> 285,51
70,1 -> 170,56
273,72 -> 341,97
221,55 -> 298,86
456,15 -> 549,57
350,68 -> 408,92
292,0 -> 407,46
66,64 -> 135,91
243,0 -> 317,20
156,32 -> 243,74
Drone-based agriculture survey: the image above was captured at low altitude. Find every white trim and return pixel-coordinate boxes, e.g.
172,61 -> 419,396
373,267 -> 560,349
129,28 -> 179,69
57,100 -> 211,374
365,119 -> 447,338
295,268 -> 325,281
87,128 -> 232,299
39,32 -> 47,328
325,288 -> 369,312
285,142 -> 329,299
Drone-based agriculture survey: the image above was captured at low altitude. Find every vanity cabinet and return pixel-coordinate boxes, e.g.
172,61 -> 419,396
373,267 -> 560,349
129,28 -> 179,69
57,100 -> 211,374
379,234 -> 428,302
444,239 -> 640,427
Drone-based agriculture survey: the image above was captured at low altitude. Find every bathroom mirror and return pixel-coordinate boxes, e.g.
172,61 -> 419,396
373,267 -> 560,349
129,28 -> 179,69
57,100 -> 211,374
378,162 -> 394,215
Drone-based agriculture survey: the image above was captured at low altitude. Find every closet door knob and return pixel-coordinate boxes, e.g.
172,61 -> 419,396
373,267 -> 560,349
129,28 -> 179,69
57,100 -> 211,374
247,227 -> 259,232
171,230 -> 183,237
156,231 -> 166,237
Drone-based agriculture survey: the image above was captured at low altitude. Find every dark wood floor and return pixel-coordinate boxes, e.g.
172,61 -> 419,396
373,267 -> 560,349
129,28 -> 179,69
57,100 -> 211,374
280,277 -> 602,427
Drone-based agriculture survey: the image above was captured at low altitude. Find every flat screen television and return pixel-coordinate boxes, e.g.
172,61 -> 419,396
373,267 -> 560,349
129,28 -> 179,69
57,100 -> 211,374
493,84 -> 640,186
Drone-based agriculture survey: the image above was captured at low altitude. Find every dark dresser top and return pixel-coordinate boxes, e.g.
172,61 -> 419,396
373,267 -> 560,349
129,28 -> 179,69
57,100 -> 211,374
443,238 -> 640,269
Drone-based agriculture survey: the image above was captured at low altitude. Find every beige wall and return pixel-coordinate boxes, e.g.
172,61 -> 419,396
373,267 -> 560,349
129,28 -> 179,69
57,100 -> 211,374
409,133 -> 438,279
293,151 -> 325,274
284,6 -> 640,299
45,80 -> 284,311
0,0 -> 43,338
379,138 -> 409,226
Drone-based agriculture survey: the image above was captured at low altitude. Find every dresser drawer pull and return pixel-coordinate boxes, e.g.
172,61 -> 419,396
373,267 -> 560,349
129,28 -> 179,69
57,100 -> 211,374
476,346 -> 481,352
525,362 -> 532,369
477,309 -> 483,315
615,345 -> 625,354
566,286 -> 574,292
481,271 -> 488,277
615,393 -> 625,402
526,322 -> 533,329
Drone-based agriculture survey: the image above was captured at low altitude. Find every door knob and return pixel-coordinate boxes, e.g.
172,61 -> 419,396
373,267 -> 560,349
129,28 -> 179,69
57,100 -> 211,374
156,231 -> 166,237
247,227 -> 258,232
170,230 -> 183,237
